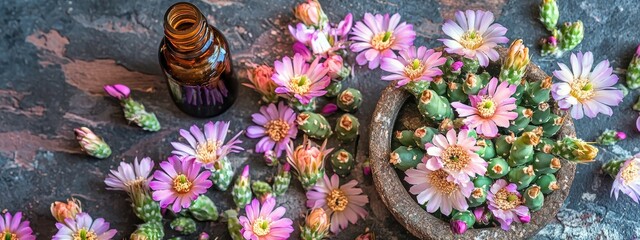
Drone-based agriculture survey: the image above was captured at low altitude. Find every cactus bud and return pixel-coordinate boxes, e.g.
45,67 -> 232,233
301,208 -> 330,240
413,126 -> 437,149
552,137 -> 598,163
74,127 -> 112,159
507,165 -> 536,190
602,159 -> 626,178
211,157 -> 234,191
330,149 -> 354,177
224,210 -> 243,240
533,152 -> 562,174
531,102 -> 552,125
286,137 -> 331,189
541,34 -> 559,57
132,194 -> 162,224
523,185 -> 544,211
440,57 -> 462,82
525,77 -> 552,106
473,175 -> 494,191
487,157 -> 510,179
251,181 -> 274,204
627,45 -> 640,89
476,138 -> 496,160
198,232 -> 210,240
131,222 -> 164,240
395,130 -> 417,147
335,113 -> 360,143
320,103 -> 338,117
507,107 -> 533,134
170,217 -> 197,235
104,84 -> 161,132
596,129 -> 626,146
189,195 -> 219,221
337,88 -> 363,112
294,0 -> 328,27
263,150 -> 279,167
462,73 -> 483,95
297,111 -> 333,140
495,133 -> 516,159
430,75 -> 448,95
325,81 -> 343,97
473,206 -> 492,226
507,131 -> 540,167
559,21 -> 584,52
452,61 -> 463,72
536,173 -> 560,194
390,146 -> 424,171
232,165 -> 252,208
273,162 -> 292,196
541,114 -> 564,137
500,39 -> 530,84
50,198 -> 82,223
450,211 -> 476,235
468,187 -> 487,207
418,89 -> 453,121
363,159 -> 371,176
535,138 -> 555,153
355,228 -> 376,240
539,0 -> 559,31
461,57 -> 480,74
447,81 -> 468,103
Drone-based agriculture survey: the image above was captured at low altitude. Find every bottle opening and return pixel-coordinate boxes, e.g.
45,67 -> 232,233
164,2 -> 202,35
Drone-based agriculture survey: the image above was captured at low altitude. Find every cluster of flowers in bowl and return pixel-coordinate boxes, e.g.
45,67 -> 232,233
375,9 -> 623,234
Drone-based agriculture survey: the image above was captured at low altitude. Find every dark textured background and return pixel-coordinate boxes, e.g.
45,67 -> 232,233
1,0 -> 639,239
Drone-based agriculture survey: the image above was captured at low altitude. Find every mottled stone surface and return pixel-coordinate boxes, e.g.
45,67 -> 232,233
0,0 -> 639,239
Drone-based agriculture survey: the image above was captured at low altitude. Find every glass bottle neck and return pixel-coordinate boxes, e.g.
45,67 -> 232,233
163,2 -> 211,56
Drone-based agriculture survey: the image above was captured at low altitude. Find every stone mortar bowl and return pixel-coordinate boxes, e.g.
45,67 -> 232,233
369,46 -> 577,239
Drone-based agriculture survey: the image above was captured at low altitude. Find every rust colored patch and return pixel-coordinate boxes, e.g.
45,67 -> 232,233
0,131 -> 80,170
0,89 -> 46,117
71,15 -> 150,34
26,30 -> 162,95
61,59 -> 161,95
439,0 -> 508,20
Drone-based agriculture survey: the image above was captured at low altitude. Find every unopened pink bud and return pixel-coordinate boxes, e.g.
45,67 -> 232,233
450,220 -> 467,234
241,165 -> 250,178
548,36 -> 557,46
103,84 -> 130,100
616,131 -> 627,140
321,103 -> 338,115
451,61 -> 463,72
518,214 -> 531,223
263,150 -> 278,167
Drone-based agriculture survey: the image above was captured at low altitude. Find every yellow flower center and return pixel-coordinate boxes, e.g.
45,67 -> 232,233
621,161 -> 640,184
494,188 -> 521,210
252,216 -> 271,237
428,169 -> 459,195
195,140 -> 222,164
0,231 -> 17,240
326,189 -> 349,212
265,119 -> 290,142
172,174 -> 193,194
441,145 -> 471,172
72,228 -> 98,240
371,31 -> 395,51
460,31 -> 484,50
477,98 -> 497,118
569,78 -> 595,102
289,75 -> 312,95
403,59 -> 425,80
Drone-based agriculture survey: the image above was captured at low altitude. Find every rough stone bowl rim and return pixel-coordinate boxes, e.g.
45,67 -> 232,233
369,46 -> 577,240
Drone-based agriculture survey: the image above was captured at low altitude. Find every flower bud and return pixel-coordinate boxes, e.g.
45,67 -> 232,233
170,217 -> 196,234
189,195 -> 219,221
50,198 -> 82,223
104,84 -> 130,100
273,162 -> 292,196
330,149 -> 354,177
495,133 -> 515,159
243,65 -> 278,103
198,232 -> 210,240
518,214 -> 531,224
74,127 -> 112,159
450,211 -> 475,235
320,103 -> 338,115
552,137 -> 598,163
476,138 -> 496,160
500,39 -> 530,84
286,137 -> 330,189
293,41 -> 313,62
324,55 -> 345,79
251,180 -> 273,204
335,114 -> 360,143
301,208 -> 330,240
627,44 -> 640,89
473,206 -> 492,226
211,157 -> 234,191
539,0 -> 559,31
104,84 -> 161,131
523,185 -> 544,211
363,159 -> 371,176
337,88 -> 363,112
294,0 -> 328,27
232,165 -> 252,208
597,129 -> 626,146
451,61 -> 463,72
263,150 -> 279,167
559,21 -> 584,52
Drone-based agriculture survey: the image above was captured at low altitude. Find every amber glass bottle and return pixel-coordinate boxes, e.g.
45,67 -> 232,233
159,2 -> 236,118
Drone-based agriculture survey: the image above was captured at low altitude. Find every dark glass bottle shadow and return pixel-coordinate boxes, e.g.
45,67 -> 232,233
159,2 -> 237,118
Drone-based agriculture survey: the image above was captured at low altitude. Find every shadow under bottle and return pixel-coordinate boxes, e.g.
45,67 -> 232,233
159,2 -> 237,118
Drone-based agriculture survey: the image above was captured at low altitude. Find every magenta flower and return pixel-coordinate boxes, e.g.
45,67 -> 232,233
611,156 -> 640,203
149,156 -> 213,213
246,102 -> 298,157
404,162 -> 473,215
52,213 -> 117,240
292,41 -> 313,62
321,103 -> 338,115
289,23 -> 316,45
103,84 -> 130,100
380,46 -> 446,87
350,13 -> 416,69
439,10 -> 508,67
451,78 -> 518,138
272,53 -> 331,104
551,52 -> 623,119
239,198 -> 294,240
487,179 -> 530,231
306,174 -> 369,233
0,212 -> 35,240
424,129 -> 487,182
171,121 -> 243,169
330,13 -> 353,38
104,157 -> 154,193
